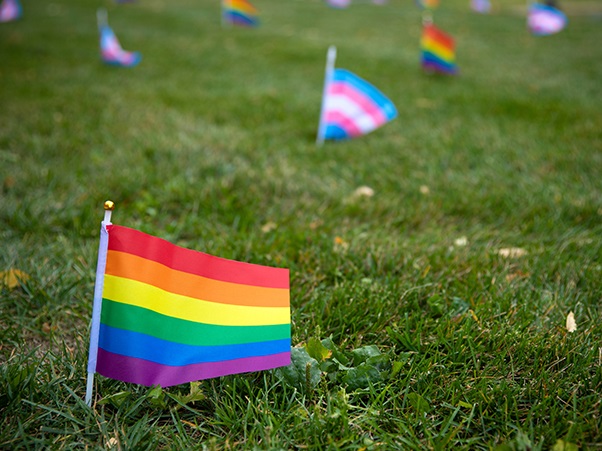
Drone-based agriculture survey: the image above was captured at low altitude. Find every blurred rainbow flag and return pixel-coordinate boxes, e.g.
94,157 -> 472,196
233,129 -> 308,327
87,223 -> 290,389
0,0 -> 21,23
317,47 -> 397,142
528,3 -> 567,35
416,0 -> 439,9
222,0 -> 259,27
421,23 -> 457,75
98,9 -> 141,67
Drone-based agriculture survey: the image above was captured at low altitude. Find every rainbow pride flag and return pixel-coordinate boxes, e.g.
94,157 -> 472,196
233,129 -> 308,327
318,68 -> 397,141
0,0 -> 22,23
421,23 -> 457,75
528,3 -> 567,36
415,0 -> 439,10
88,224 -> 290,388
222,0 -> 259,27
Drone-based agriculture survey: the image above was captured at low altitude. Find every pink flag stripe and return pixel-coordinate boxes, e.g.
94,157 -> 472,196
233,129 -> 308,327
329,82 -> 387,125
324,111 -> 363,137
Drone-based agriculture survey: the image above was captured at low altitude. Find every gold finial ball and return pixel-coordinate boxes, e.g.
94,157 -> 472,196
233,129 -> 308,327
104,200 -> 115,211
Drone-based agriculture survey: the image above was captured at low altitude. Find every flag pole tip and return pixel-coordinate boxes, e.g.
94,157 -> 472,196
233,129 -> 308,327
104,200 -> 115,211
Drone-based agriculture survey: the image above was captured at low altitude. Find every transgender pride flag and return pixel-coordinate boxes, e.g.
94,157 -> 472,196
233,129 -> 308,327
325,0 -> 351,8
97,9 -> 141,67
317,47 -> 397,143
0,0 -> 22,23
528,3 -> 567,36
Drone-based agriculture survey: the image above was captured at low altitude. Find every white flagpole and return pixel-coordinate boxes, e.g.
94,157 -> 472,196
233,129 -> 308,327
85,200 -> 114,407
316,45 -> 337,146
96,8 -> 108,31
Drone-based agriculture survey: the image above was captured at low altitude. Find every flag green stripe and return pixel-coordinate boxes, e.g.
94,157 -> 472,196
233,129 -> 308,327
100,299 -> 290,346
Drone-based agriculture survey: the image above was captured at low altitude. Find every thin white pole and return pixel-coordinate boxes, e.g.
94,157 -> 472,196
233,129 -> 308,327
96,8 -> 108,31
316,45 -> 337,146
85,201 -> 114,407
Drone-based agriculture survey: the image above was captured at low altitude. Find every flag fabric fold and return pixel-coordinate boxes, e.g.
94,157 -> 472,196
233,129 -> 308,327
421,23 -> 457,75
319,69 -> 397,141
222,0 -> 259,27
0,0 -> 21,23
91,224 -> 291,387
100,25 -> 141,67
528,3 -> 567,36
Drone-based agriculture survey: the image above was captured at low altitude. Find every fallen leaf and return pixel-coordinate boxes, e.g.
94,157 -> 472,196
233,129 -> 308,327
419,185 -> 430,195
566,311 -> 577,333
497,247 -> 527,258
454,236 -> 468,247
353,186 -> 375,198
0,269 -> 30,289
333,236 -> 349,253
261,221 -> 277,233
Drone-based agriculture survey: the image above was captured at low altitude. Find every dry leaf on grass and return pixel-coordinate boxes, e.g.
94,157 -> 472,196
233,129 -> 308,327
352,186 -> 375,198
566,311 -> 577,333
0,269 -> 30,289
497,247 -> 527,258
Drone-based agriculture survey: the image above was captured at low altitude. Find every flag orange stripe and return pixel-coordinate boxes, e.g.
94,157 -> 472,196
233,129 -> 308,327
422,36 -> 455,62
105,250 -> 289,308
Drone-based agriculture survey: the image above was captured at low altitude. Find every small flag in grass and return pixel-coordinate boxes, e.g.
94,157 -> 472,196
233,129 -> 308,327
86,202 -> 290,404
325,0 -> 351,8
97,9 -> 141,67
316,46 -> 397,143
415,0 -> 439,10
421,23 -> 457,75
528,2 -> 567,36
471,0 -> 490,14
222,0 -> 259,27
0,0 -> 21,23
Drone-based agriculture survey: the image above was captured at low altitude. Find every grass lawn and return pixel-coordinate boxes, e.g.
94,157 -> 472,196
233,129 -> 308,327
1,0 -> 601,448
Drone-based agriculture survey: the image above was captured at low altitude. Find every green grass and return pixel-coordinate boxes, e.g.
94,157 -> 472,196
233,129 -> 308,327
1,0 -> 601,448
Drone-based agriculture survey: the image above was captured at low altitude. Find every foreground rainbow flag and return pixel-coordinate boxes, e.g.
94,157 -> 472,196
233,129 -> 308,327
0,0 -> 21,23
421,23 -> 457,75
86,220 -> 290,397
222,0 -> 259,27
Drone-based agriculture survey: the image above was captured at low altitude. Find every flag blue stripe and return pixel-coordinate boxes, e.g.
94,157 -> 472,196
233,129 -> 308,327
224,11 -> 258,26
99,324 -> 291,366
422,52 -> 456,73
325,124 -> 350,140
332,69 -> 397,120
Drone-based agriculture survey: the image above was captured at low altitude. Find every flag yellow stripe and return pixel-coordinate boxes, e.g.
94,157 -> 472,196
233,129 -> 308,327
422,37 -> 455,62
102,275 -> 289,326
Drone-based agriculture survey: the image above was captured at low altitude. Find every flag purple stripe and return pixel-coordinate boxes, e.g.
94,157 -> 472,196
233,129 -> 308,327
96,348 -> 291,387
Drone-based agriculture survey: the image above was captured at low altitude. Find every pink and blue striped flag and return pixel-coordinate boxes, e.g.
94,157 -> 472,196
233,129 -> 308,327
87,223 -> 290,388
222,0 -> 259,27
100,25 -> 141,67
0,0 -> 21,23
326,0 -> 351,8
318,68 -> 397,141
528,3 -> 567,35
471,0 -> 490,14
